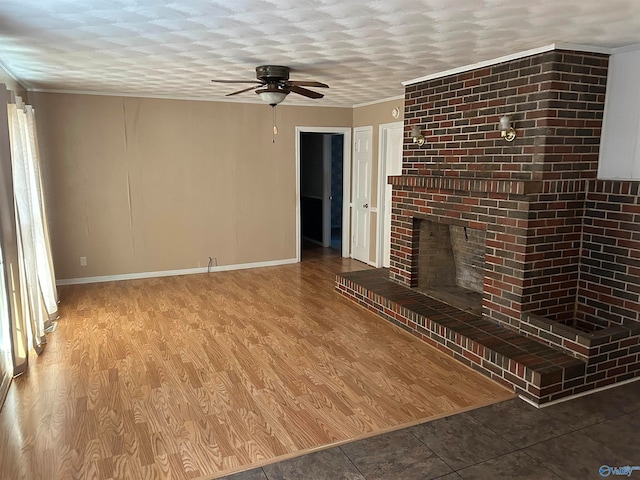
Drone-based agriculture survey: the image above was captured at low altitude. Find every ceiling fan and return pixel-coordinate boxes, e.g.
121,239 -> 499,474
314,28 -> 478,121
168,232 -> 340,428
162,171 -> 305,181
212,65 -> 329,106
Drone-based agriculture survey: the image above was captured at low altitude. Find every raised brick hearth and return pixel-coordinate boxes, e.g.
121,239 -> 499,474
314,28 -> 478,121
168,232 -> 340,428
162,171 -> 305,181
336,49 -> 640,405
336,269 -> 587,403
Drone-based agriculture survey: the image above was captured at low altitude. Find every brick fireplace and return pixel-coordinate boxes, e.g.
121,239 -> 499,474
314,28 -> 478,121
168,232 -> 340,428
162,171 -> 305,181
337,48 -> 640,405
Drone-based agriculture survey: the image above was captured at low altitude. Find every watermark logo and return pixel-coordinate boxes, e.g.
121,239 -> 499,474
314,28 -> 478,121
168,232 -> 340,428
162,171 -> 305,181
600,465 -> 640,477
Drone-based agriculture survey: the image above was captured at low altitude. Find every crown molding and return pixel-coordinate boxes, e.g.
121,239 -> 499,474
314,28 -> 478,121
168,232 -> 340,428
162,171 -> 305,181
353,94 -> 405,108
611,42 -> 640,54
403,43 -> 613,87
0,60 -> 31,91
27,87 -> 354,108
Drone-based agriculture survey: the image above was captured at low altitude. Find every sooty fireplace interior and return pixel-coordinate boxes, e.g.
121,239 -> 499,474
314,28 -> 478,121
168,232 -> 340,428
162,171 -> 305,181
417,219 -> 485,315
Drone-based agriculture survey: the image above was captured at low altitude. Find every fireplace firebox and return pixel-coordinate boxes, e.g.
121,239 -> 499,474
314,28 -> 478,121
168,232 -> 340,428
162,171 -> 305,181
416,219 -> 485,315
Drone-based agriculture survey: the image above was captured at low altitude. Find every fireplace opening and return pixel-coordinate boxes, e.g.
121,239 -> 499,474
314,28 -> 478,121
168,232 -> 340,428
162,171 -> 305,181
417,220 -> 485,315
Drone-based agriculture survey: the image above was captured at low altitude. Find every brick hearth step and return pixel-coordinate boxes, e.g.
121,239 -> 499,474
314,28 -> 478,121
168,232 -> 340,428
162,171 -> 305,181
336,268 -> 586,404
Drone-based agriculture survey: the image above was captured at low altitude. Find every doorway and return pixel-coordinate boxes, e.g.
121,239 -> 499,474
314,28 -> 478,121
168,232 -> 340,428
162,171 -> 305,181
296,127 -> 351,261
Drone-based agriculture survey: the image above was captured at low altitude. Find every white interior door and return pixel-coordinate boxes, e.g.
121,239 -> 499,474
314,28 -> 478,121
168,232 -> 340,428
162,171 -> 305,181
351,127 -> 372,263
381,124 -> 403,268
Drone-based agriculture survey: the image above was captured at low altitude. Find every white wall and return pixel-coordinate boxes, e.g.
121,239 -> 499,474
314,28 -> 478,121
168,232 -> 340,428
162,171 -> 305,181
599,48 -> 640,180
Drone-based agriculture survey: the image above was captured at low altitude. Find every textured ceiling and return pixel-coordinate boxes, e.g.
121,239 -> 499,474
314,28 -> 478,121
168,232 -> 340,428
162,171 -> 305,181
0,0 -> 639,107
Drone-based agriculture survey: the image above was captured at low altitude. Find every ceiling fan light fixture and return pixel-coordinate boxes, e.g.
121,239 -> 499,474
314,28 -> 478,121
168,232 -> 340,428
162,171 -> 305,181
256,86 -> 288,106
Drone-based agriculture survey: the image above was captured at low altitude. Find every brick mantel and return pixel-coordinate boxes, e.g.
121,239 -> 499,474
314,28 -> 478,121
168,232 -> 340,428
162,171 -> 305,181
388,175 -> 543,195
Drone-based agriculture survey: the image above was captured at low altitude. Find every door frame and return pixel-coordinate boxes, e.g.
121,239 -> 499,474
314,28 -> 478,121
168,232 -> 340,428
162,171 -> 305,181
322,134 -> 332,248
295,126 -> 352,262
377,121 -> 404,267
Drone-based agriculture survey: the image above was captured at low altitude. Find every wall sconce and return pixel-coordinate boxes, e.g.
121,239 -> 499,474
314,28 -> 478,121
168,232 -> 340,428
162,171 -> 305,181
411,125 -> 425,146
499,115 -> 516,142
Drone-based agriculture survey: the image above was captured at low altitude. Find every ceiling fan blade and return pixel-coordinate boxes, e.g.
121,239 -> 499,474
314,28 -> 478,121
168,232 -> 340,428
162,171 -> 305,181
288,85 -> 324,99
288,80 -> 329,88
226,84 -> 261,96
211,79 -> 262,84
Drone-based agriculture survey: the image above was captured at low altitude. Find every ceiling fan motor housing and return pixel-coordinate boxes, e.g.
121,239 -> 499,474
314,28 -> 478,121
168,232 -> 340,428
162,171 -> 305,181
213,65 -> 325,101
256,65 -> 290,83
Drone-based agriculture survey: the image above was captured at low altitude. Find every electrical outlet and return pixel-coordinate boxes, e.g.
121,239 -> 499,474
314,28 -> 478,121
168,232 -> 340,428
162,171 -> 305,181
207,256 -> 218,273
80,256 -> 87,267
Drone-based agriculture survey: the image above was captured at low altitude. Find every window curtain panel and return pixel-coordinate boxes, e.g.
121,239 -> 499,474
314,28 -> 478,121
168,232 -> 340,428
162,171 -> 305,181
0,84 -> 21,396
7,101 -> 58,359
24,106 -> 58,319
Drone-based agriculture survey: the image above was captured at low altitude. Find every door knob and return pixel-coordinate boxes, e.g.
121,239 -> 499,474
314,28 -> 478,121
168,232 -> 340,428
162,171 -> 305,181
363,203 -> 369,208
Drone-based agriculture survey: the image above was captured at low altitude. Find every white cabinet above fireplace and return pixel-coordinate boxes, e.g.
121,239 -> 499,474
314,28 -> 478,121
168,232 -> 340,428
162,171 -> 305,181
599,47 -> 640,180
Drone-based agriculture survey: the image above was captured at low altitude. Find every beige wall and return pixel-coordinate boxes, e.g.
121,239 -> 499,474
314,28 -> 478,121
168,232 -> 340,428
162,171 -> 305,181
352,98 -> 404,264
32,92 -> 352,279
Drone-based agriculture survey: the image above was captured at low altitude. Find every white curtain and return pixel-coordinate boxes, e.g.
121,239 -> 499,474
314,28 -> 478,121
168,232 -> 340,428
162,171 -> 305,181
7,101 -> 58,355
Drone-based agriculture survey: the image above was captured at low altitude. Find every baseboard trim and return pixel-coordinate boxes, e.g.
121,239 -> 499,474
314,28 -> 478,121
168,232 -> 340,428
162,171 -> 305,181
56,258 -> 299,286
518,376 -> 640,409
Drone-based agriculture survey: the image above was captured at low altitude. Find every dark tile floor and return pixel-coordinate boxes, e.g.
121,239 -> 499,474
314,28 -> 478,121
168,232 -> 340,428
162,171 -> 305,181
219,381 -> 640,480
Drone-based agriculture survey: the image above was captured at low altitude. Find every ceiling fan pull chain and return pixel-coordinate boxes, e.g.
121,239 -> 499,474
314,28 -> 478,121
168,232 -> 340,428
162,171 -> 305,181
272,105 -> 278,143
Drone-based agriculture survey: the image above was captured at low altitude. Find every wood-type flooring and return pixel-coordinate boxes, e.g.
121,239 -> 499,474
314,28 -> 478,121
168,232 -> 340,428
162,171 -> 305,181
0,247 -> 513,479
